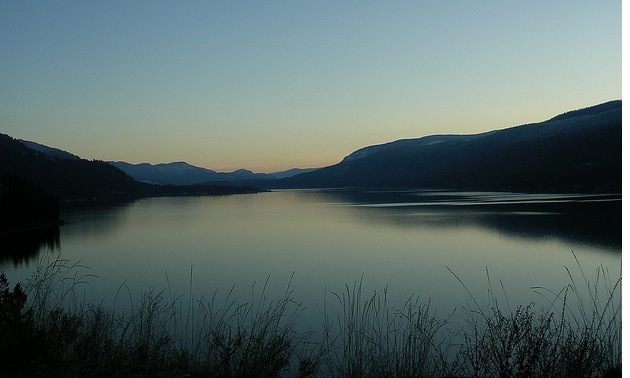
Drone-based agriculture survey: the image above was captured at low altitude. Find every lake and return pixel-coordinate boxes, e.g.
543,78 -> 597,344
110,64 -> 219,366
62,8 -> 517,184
1,189 -> 621,334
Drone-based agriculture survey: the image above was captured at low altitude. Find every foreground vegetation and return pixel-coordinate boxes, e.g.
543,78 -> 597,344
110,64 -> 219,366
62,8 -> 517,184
0,256 -> 621,377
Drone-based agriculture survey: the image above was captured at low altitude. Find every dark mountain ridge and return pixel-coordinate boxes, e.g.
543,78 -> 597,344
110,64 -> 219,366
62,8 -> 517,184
20,140 -> 81,160
4,100 -> 620,197
109,161 -> 272,185
17,141 -> 313,186
0,133 -> 143,200
109,161 -> 315,185
282,100 -> 621,193
0,134 -> 263,203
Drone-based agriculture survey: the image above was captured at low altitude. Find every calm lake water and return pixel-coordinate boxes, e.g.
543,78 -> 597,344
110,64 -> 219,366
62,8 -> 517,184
1,190 -> 621,333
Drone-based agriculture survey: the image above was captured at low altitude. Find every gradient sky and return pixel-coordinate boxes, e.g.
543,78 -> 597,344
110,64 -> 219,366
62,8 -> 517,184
1,1 -> 621,173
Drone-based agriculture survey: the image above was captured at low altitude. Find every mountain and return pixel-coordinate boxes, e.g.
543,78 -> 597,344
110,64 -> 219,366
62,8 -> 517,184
110,161 -> 314,185
16,141 -> 311,185
269,168 -> 317,179
20,140 -> 81,160
0,134 -> 264,202
17,137 -> 312,187
282,100 -> 621,193
0,134 -> 144,200
109,161 -> 271,185
110,161 -> 219,185
10,100 -> 620,194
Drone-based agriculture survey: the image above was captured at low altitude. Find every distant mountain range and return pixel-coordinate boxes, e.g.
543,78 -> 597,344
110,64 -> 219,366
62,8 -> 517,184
108,100 -> 622,192
0,134 -> 263,202
281,100 -> 621,193
109,161 -> 315,185
18,137 -> 314,186
3,100 -> 621,200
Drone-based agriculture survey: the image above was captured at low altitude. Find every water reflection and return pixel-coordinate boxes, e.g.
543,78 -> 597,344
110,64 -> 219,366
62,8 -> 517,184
60,201 -> 134,239
0,201 -> 133,268
0,190 -> 620,272
0,190 -> 620,337
0,226 -> 60,266
316,190 -> 621,251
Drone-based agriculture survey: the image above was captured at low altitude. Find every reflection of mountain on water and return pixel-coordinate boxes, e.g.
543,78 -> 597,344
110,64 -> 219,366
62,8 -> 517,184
0,226 -> 60,266
0,201 -> 134,268
60,201 -> 134,239
472,204 -> 620,251
318,190 -> 621,251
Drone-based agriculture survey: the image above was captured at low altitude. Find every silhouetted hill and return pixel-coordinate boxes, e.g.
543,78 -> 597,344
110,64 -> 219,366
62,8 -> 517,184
268,168 -> 317,179
0,134 -> 144,200
0,134 -> 264,201
109,161 -> 272,185
20,140 -> 81,160
110,161 -> 315,185
282,100 -> 621,193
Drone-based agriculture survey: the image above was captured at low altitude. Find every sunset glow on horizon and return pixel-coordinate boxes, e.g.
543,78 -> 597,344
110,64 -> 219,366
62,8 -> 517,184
1,2 -> 620,173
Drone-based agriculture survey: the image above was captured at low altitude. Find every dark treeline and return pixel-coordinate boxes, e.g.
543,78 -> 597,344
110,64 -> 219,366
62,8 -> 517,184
0,133 -> 142,201
0,133 -> 266,204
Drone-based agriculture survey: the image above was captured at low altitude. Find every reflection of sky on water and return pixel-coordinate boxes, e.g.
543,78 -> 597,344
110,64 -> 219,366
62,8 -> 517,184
0,190 -> 620,337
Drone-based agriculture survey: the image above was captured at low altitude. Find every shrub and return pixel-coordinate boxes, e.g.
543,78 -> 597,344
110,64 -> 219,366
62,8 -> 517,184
0,255 -> 621,376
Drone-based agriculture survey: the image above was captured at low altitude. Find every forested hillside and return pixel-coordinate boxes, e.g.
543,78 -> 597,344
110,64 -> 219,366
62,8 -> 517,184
282,100 -> 621,193
0,134 -> 264,203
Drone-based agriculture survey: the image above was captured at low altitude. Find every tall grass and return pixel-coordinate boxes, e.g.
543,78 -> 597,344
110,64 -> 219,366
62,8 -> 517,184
448,252 -> 622,377
0,254 -> 621,376
0,258 -> 310,376
317,276 -> 456,377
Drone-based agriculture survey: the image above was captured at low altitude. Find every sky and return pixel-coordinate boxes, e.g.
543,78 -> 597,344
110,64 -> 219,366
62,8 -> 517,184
0,1 -> 621,173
